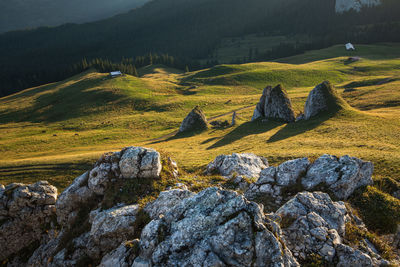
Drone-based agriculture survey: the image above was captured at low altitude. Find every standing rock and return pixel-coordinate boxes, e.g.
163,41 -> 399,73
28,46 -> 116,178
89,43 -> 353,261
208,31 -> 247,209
0,181 -> 58,261
205,153 -> 269,178
133,187 -> 299,267
304,81 -> 348,120
179,106 -> 208,132
231,111 -> 237,126
252,85 -> 296,122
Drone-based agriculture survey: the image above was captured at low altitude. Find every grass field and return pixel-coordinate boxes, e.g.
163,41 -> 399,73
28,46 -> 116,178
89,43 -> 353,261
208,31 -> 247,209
1,44 -> 400,192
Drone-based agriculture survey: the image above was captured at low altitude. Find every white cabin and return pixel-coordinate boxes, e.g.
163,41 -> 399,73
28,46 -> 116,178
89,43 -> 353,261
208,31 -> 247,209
345,43 -> 355,51
110,71 -> 122,78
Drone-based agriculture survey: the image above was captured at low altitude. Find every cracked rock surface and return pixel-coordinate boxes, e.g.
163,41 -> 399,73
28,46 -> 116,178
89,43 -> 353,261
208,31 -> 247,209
133,187 -> 299,267
206,153 -> 269,179
0,181 -> 57,261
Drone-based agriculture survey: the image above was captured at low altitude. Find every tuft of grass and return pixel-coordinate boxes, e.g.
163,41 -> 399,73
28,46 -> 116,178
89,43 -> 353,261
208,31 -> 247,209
350,186 -> 400,234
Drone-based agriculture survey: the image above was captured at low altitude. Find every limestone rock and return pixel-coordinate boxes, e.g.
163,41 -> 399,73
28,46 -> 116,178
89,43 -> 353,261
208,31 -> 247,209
0,181 -> 57,261
89,205 -> 139,251
179,106 -> 208,132
335,0 -> 381,13
205,153 -> 269,178
99,240 -> 140,267
335,243 -> 374,266
304,81 -> 346,120
144,189 -> 195,220
302,154 -> 373,199
119,147 -> 162,179
134,187 -> 299,267
276,192 -> 348,261
252,85 -> 296,122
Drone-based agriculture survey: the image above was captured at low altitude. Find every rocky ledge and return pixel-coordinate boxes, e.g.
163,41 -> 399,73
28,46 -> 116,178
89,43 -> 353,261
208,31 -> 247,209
0,146 -> 398,266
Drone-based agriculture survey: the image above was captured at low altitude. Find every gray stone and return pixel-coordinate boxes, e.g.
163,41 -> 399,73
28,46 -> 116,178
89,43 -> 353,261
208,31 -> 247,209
99,240 -> 140,267
336,243 -> 374,267
276,158 -> 310,186
252,85 -> 296,122
119,147 -> 162,179
205,153 -> 268,178
0,181 -> 57,261
302,154 -> 373,199
179,106 -> 208,132
89,204 -> 139,250
135,187 -> 299,266
144,189 -> 194,220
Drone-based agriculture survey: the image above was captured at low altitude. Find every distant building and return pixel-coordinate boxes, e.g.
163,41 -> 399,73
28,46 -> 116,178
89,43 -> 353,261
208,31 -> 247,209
110,71 -> 122,78
345,43 -> 355,51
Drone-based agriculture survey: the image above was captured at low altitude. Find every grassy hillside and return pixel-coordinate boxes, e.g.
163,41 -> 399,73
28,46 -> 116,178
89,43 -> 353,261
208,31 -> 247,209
1,44 -> 400,191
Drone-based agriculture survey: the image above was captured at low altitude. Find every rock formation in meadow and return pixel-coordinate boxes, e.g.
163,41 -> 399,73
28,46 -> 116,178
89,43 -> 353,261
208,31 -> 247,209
252,85 -> 296,122
303,81 -> 349,120
179,106 -> 208,132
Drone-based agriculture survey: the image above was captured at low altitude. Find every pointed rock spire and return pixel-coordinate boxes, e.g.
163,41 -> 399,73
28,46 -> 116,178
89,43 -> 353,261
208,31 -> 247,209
252,85 -> 296,122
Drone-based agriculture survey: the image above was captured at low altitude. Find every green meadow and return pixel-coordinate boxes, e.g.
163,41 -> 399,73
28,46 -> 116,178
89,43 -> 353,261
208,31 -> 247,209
1,43 -> 400,192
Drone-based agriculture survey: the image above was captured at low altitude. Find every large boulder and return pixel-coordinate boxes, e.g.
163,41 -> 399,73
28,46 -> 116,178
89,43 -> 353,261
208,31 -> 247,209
119,147 -> 162,179
205,153 -> 269,179
304,81 -> 348,120
0,181 -> 57,261
251,85 -> 296,122
132,187 -> 299,266
179,106 -> 208,132
246,154 -> 373,204
302,154 -> 374,200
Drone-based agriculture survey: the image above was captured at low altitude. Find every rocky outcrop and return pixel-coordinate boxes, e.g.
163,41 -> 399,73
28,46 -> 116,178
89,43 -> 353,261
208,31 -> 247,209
89,205 -> 139,251
276,192 -> 388,266
0,148 -> 393,266
246,154 -> 373,207
179,106 -> 208,132
304,81 -> 347,120
302,154 -> 374,200
252,85 -> 296,122
205,153 -> 269,178
335,0 -> 381,13
0,181 -> 57,261
133,187 -> 299,266
144,188 -> 194,220
276,192 -> 348,261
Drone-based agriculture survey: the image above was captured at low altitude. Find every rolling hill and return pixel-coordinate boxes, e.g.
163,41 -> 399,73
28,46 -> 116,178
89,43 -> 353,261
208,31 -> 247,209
1,0 -> 400,97
1,43 -> 400,190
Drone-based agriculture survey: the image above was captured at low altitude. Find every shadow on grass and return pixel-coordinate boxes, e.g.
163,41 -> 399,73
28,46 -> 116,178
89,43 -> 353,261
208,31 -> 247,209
0,162 -> 92,190
207,120 -> 283,149
148,129 -> 207,145
267,112 -> 334,143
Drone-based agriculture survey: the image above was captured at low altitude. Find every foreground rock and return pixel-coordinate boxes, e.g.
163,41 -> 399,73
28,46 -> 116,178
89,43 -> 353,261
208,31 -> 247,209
0,181 -> 57,261
133,187 -> 299,266
205,153 -> 269,179
246,154 -> 373,208
304,81 -> 347,120
28,146 -> 163,266
276,192 -> 388,266
302,154 -> 373,200
179,106 -> 208,132
252,85 -> 296,122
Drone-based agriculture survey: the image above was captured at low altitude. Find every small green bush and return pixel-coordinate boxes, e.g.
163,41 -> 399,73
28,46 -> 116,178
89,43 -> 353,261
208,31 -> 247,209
351,186 -> 400,234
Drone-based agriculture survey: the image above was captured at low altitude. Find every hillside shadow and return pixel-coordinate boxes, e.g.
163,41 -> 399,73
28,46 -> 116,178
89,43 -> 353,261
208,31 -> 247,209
267,112 -> 334,143
0,75 -> 169,124
207,120 -> 282,149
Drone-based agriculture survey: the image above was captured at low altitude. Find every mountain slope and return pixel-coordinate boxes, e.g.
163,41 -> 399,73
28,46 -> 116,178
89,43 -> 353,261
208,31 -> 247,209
0,0 -> 149,33
1,0 -> 400,97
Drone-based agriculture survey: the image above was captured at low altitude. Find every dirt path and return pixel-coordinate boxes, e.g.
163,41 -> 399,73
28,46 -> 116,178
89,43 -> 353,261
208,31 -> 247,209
148,105 -> 254,142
